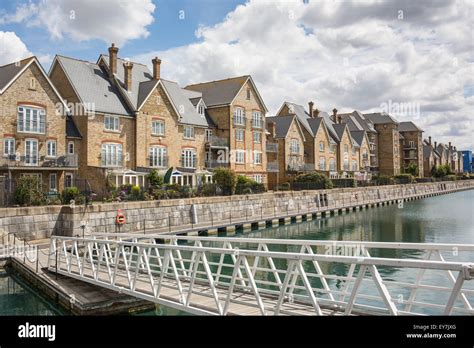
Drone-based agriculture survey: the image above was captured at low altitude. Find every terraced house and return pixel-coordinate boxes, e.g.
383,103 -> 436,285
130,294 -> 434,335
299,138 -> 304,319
184,76 -> 268,184
49,44 -> 215,195
0,57 -> 79,200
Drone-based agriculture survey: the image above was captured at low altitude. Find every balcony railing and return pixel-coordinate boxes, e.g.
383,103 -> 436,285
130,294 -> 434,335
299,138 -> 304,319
251,119 -> 263,129
266,143 -> 278,153
206,136 -> 229,148
233,116 -> 247,126
148,156 -> 169,168
267,162 -> 279,172
0,154 -> 78,168
287,162 -> 315,172
205,160 -> 230,169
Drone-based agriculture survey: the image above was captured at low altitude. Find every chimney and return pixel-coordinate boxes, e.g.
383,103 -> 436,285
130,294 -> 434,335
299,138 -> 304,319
429,136 -> 432,146
308,101 -> 314,117
123,61 -> 133,91
449,142 -> 452,150
313,109 -> 320,118
434,141 -> 437,149
108,43 -> 119,77
152,57 -> 162,80
332,108 -> 338,123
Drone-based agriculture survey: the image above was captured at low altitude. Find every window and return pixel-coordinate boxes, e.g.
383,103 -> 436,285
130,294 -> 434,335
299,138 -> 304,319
236,150 -> 245,164
253,132 -> 261,143
18,106 -> 46,134
49,173 -> 57,192
104,116 -> 120,132
409,140 -> 415,148
3,138 -> 15,157
65,173 -> 73,189
290,139 -> 300,154
68,142 -> 75,155
151,120 -> 165,136
234,108 -> 245,126
329,158 -> 336,171
46,140 -> 57,158
344,158 -> 349,171
183,126 -> 195,139
149,146 -> 167,167
236,129 -> 244,142
352,160 -> 358,171
252,111 -> 262,128
352,147 -> 356,156
319,142 -> 325,152
29,78 -> 36,90
181,148 -> 197,168
198,102 -> 205,116
25,139 -> 38,166
101,143 -> 123,167
254,151 -> 262,165
330,144 -> 336,153
253,174 -> 263,183
246,88 -> 251,100
319,157 -> 326,171
205,129 -> 212,142
344,144 -> 349,153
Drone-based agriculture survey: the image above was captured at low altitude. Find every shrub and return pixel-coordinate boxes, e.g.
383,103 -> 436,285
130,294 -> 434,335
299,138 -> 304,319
294,172 -> 333,189
276,182 -> 290,191
332,178 -> 357,188
13,175 -> 45,206
213,168 -> 237,195
147,170 -> 164,188
373,175 -> 394,185
62,187 -> 84,205
405,163 -> 419,176
130,185 -> 141,199
431,164 -> 453,178
199,183 -> 218,197
394,174 -> 414,184
235,175 -> 266,195
443,175 -> 457,181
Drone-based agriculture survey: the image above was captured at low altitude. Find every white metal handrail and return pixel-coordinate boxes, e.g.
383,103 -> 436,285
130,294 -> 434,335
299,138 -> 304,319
47,235 -> 474,316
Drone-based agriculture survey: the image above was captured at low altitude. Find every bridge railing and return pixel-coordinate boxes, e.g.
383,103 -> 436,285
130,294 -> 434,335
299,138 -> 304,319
48,234 -> 474,316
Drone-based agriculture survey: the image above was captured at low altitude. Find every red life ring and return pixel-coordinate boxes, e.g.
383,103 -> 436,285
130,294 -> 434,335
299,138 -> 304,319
115,210 -> 126,225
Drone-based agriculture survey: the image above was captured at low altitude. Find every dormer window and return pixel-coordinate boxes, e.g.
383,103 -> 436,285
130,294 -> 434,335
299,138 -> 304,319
197,100 -> 205,117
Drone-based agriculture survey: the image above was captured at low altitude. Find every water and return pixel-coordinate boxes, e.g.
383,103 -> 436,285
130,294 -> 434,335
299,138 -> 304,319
0,190 -> 472,315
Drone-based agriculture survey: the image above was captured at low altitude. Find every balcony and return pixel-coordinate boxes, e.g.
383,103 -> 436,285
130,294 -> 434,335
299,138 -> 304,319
266,143 -> 278,153
233,116 -> 247,127
288,163 -> 315,172
205,160 -> 230,169
267,162 -> 279,172
205,136 -> 229,148
0,154 -> 78,169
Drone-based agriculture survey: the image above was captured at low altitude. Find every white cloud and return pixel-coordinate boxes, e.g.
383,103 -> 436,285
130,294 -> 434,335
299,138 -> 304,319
132,0 -> 473,149
0,31 -> 32,65
1,0 -> 155,46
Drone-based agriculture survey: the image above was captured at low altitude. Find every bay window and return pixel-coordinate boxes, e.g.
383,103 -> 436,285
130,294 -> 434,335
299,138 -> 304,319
101,143 -> 123,167
18,106 -> 45,134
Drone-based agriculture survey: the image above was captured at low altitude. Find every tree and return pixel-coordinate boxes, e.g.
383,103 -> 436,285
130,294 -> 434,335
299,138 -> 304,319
13,175 -> 44,206
147,169 -> 164,187
405,163 -> 419,176
213,168 -> 237,195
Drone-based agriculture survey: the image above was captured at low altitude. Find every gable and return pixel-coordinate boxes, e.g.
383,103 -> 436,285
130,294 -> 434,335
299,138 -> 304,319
232,78 -> 267,112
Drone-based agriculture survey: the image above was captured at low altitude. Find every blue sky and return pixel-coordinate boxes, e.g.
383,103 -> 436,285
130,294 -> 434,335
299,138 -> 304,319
0,0 -> 472,149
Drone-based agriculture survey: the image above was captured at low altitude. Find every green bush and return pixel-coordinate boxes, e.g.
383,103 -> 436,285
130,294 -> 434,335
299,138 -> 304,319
373,175 -> 394,185
294,172 -> 333,189
443,175 -> 457,181
62,187 -> 84,205
431,164 -> 453,178
147,170 -> 164,187
394,174 -> 414,184
235,175 -> 266,195
405,163 -> 419,176
199,183 -> 218,197
213,168 -> 237,195
13,175 -> 45,206
131,185 -> 141,199
332,178 -> 357,188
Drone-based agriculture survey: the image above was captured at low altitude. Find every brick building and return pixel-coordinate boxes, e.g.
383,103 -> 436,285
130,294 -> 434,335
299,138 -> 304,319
398,121 -> 424,177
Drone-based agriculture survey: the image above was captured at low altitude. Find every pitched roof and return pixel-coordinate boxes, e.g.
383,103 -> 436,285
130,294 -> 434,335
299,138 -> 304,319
185,76 -> 249,107
307,117 -> 323,135
66,115 -> 82,138
350,130 -> 366,147
53,55 -> 132,116
266,115 -> 294,138
340,111 -> 377,133
333,123 -> 348,141
0,58 -> 33,93
364,112 -> 399,124
398,121 -> 423,132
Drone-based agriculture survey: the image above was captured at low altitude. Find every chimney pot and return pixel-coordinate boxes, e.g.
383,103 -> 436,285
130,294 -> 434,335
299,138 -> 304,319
332,108 -> 338,123
152,57 -> 162,80
108,43 -> 119,77
313,109 -> 320,118
434,141 -> 437,149
123,61 -> 133,91
308,101 -> 314,117
429,136 -> 432,145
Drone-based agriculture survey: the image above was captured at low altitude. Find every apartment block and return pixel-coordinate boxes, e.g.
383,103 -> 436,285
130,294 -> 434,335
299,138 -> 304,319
0,57 -> 79,197
398,121 -> 424,177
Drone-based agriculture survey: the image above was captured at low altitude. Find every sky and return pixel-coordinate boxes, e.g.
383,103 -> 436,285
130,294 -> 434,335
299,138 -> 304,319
0,0 -> 472,150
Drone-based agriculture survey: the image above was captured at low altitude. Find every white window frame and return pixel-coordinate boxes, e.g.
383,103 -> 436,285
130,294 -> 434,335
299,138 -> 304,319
319,141 -> 325,152
236,129 -> 244,142
329,158 -> 336,171
65,173 -> 73,189
151,120 -> 165,136
290,139 -> 300,154
344,144 -> 349,154
409,140 -> 415,148
234,107 -> 245,126
101,143 -> 123,167
236,150 -> 245,164
198,101 -> 205,116
68,141 -> 75,155
205,129 -> 212,142
3,138 -> 15,157
352,160 -> 358,171
253,174 -> 263,183
254,151 -> 262,165
25,139 -> 39,166
149,146 -> 167,168
183,126 -> 195,139
252,111 -> 262,128
17,106 -> 46,134
49,173 -> 57,192
253,132 -> 261,144
181,148 -> 197,168
46,140 -> 57,158
104,115 -> 120,132
319,157 -> 326,171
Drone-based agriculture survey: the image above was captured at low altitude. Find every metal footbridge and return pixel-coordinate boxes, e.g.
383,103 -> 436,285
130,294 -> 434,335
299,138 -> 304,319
46,233 -> 474,316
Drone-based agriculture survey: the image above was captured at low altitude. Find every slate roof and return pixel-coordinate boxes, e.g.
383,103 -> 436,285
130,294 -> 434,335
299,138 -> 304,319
333,124 -> 348,142
185,76 -> 249,107
0,58 -> 33,92
54,55 -> 132,115
340,110 -> 377,133
266,115 -> 294,138
350,130 -> 366,147
398,121 -> 423,132
307,117 -> 323,136
66,115 -> 82,138
364,112 -> 399,124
